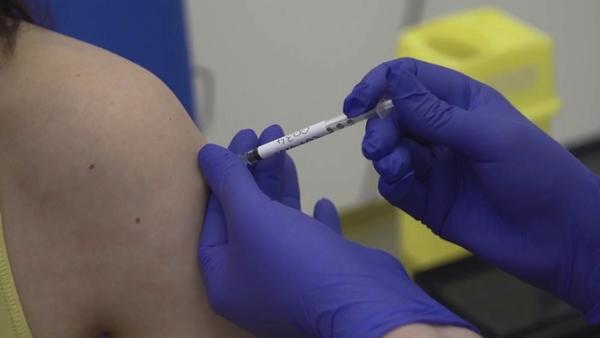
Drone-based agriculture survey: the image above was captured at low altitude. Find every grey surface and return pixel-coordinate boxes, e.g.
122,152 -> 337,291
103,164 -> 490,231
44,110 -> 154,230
186,0 -> 600,211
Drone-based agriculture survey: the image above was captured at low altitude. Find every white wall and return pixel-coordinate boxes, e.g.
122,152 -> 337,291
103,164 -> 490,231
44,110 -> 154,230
186,0 -> 600,211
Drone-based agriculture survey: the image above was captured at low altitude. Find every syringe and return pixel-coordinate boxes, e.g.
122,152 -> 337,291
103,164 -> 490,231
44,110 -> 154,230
242,99 -> 394,165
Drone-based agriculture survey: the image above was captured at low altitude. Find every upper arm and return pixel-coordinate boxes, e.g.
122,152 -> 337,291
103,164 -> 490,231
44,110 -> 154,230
0,26 -> 250,337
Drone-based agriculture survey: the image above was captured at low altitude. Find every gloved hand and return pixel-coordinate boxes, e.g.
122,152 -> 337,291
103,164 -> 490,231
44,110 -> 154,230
343,57 -> 600,323
197,126 -> 477,338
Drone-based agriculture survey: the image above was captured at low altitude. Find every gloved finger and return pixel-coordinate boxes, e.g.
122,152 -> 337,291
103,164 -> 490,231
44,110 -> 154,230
255,125 -> 286,200
403,138 -> 433,180
200,194 -> 228,248
421,145 -> 458,232
198,195 -> 228,283
281,154 -> 301,210
378,172 -> 427,221
313,198 -> 342,234
198,144 -> 265,219
228,129 -> 259,168
373,145 -> 412,184
385,58 -> 483,109
343,64 -> 389,117
344,58 -> 483,118
362,113 -> 434,180
385,66 -> 488,159
362,115 -> 402,161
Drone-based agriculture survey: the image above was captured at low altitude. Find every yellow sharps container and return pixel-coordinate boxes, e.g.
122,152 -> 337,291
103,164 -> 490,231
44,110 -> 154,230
395,7 -> 561,274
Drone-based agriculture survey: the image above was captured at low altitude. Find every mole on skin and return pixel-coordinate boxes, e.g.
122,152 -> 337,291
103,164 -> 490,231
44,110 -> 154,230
135,218 -> 141,224
89,164 -> 95,170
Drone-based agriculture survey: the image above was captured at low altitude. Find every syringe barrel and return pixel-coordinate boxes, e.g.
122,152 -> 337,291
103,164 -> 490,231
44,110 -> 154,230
242,99 -> 394,165
252,120 -> 330,161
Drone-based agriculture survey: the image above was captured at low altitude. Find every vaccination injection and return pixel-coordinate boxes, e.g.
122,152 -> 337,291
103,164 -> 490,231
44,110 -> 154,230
243,99 -> 394,164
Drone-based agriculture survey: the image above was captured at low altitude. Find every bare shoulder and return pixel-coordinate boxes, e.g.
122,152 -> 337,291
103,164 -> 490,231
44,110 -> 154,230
0,22 -> 197,148
0,24 -> 248,337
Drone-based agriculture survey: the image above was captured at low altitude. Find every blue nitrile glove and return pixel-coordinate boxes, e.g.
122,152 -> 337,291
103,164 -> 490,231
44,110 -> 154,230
197,126 -> 477,338
343,57 -> 600,323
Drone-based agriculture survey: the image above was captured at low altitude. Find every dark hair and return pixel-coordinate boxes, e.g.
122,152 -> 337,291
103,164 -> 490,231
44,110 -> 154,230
0,0 -> 32,54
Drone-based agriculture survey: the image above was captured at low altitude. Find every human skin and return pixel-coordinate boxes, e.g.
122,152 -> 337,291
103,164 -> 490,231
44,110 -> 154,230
0,23 -> 253,337
384,324 -> 482,338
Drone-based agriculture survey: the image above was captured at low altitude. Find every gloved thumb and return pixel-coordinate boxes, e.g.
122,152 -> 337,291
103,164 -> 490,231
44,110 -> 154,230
386,67 -> 486,158
198,144 -> 265,216
313,198 -> 342,234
